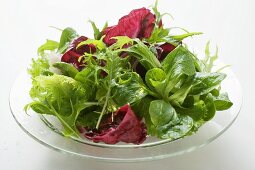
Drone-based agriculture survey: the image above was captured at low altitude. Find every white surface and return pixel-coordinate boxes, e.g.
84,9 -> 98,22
0,0 -> 254,169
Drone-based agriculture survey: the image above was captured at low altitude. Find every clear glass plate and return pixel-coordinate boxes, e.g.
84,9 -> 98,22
9,62 -> 242,162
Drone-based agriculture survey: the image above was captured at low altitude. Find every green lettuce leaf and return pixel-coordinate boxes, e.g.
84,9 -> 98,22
37,39 -> 59,56
27,56 -> 52,78
26,75 -> 98,137
53,62 -> 79,78
111,72 -> 148,106
58,27 -> 78,53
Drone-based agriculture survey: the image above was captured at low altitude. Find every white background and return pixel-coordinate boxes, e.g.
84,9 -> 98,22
1,0 -> 255,169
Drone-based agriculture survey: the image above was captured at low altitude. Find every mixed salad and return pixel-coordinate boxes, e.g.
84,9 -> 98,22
25,1 -> 233,145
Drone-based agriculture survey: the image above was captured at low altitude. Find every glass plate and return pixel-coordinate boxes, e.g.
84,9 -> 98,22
9,62 -> 242,162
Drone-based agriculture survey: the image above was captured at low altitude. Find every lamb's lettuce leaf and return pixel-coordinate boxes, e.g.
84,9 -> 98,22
212,93 -> 233,111
159,115 -> 193,139
149,100 -> 176,126
145,68 -> 166,98
189,72 -> 226,95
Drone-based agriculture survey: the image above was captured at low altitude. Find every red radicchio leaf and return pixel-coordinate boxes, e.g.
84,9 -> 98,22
84,104 -> 147,144
138,12 -> 155,38
157,43 -> 176,61
61,50 -> 83,70
134,63 -> 147,79
103,8 -> 156,46
71,36 -> 96,54
61,36 -> 96,70
158,20 -> 163,28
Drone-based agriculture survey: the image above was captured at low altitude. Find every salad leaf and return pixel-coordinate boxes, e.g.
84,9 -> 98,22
149,100 -> 176,126
26,75 -> 98,137
111,36 -> 133,49
89,20 -> 108,40
203,93 -> 216,121
146,26 -> 171,44
210,88 -> 220,97
127,38 -> 161,70
189,72 -> 226,95
170,32 -> 203,41
168,76 -> 194,106
86,104 -> 146,144
95,49 -> 126,128
77,111 -> 100,129
37,39 -> 59,56
131,96 -> 153,118
162,46 -> 196,77
77,36 -> 106,51
58,27 -> 78,53
151,0 -> 161,25
212,93 -> 233,111
168,72 -> 226,106
145,68 -> 166,98
146,4 -> 202,46
149,1 -> 175,45
161,46 -> 196,99
199,41 -> 219,73
89,20 -> 100,40
75,66 -> 96,84
176,93 -> 217,122
176,100 -> 207,121
53,62 -> 79,78
131,97 -> 158,136
28,56 -> 52,78
111,72 -> 148,106
24,101 -> 54,115
159,115 -> 193,139
74,66 -> 99,101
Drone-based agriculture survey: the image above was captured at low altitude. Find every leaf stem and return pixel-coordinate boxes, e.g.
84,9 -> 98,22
96,85 -> 111,129
96,53 -> 114,129
48,102 -> 79,137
